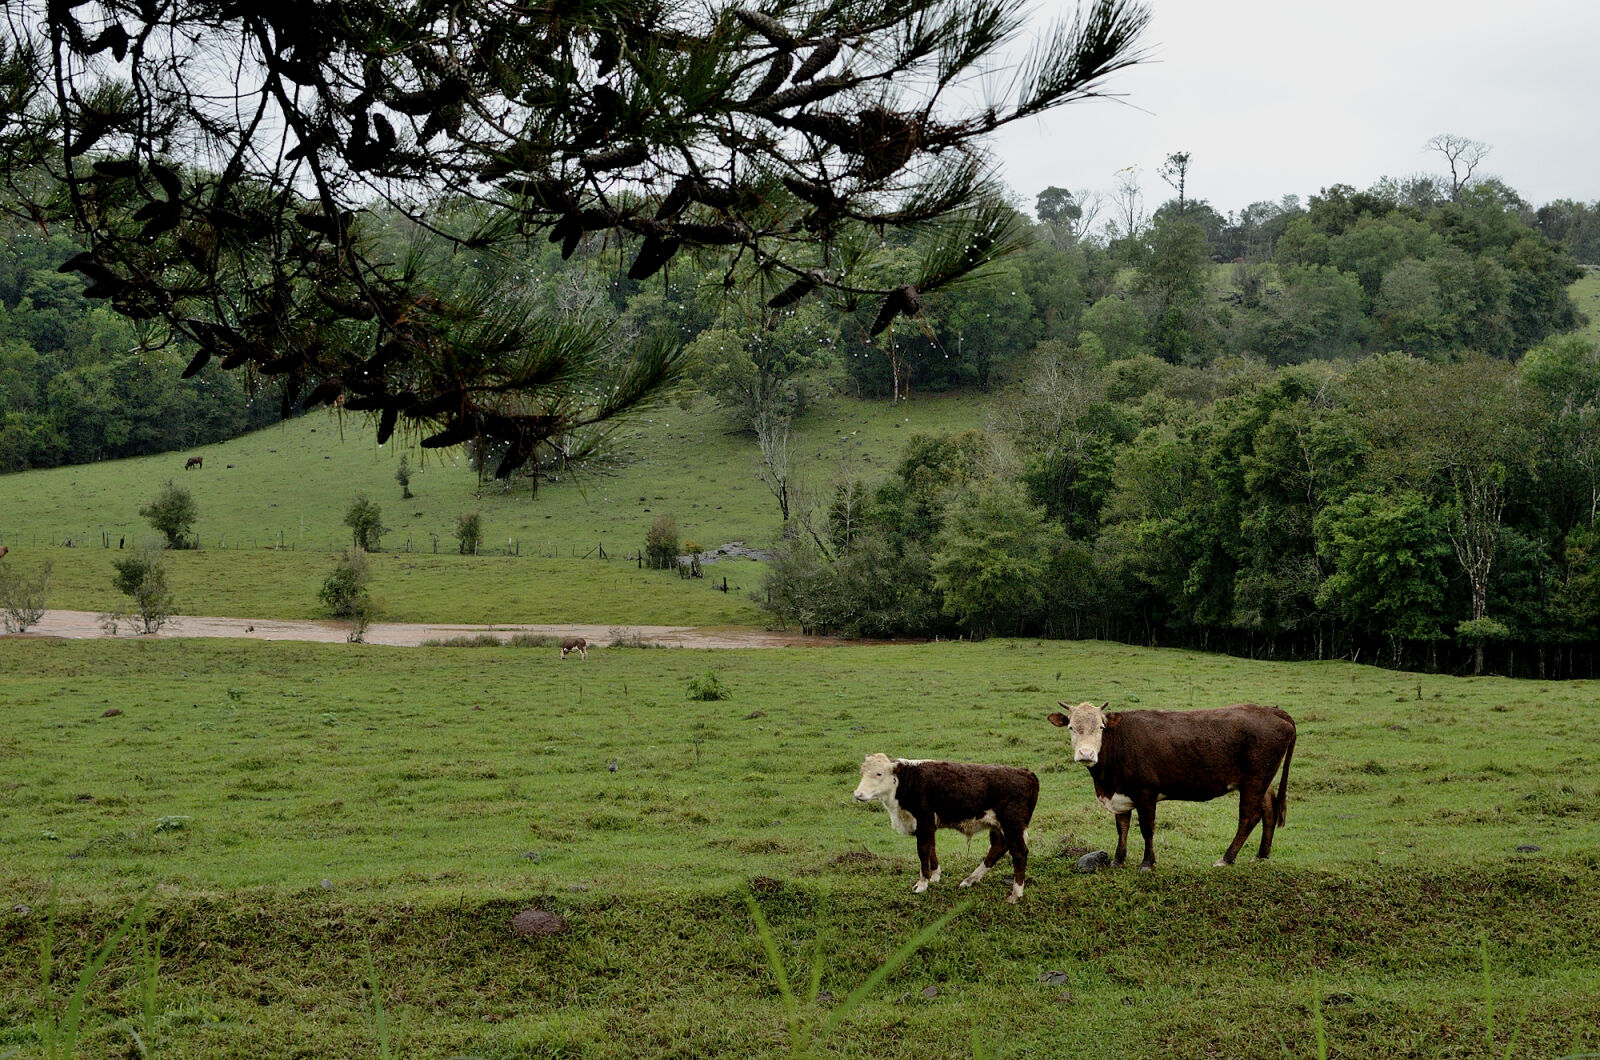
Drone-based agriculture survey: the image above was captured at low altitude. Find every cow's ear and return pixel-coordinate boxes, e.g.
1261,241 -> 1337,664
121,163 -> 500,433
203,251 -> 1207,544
1104,713 -> 1122,729
1100,701 -> 1110,710
1047,712 -> 1068,727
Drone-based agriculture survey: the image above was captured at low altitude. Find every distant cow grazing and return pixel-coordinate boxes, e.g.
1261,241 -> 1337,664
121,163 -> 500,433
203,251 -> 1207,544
185,456 -> 203,470
853,754 -> 1039,903
1047,701 -> 1296,871
559,636 -> 587,660
0,545 -> 8,560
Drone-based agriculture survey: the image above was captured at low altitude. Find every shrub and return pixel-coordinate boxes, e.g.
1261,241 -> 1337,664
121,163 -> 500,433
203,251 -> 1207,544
0,558 -> 52,632
687,671 -> 731,701
645,514 -> 679,570
456,511 -> 483,555
139,480 -> 197,549
319,549 -> 374,640
111,553 -> 174,634
344,495 -> 384,552
396,454 -> 414,499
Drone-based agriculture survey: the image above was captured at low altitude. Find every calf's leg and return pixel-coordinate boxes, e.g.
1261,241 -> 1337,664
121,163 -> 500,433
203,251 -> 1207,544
959,829 -> 1007,889
913,829 -> 941,893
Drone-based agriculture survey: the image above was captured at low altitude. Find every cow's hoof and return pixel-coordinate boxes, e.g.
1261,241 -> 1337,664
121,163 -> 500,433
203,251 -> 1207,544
1137,863 -> 1154,872
1005,894 -> 1020,905
912,880 -> 929,894
1213,857 -> 1234,867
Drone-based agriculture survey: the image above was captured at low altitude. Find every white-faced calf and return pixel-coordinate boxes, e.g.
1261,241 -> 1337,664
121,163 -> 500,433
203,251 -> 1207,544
559,636 -> 588,660
1047,701 -> 1296,870
853,754 -> 1039,903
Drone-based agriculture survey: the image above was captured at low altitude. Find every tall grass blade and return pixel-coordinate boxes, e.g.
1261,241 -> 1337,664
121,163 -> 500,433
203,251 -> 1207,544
745,895 -> 802,1055
37,890 -> 150,1059
820,901 -> 970,1037
364,941 -> 393,1060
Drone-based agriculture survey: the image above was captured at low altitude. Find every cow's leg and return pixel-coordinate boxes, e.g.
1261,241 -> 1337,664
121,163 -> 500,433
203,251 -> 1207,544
1135,802 -> 1157,871
1216,784 -> 1268,866
1002,816 -> 1029,903
913,829 -> 940,893
1111,811 -> 1132,867
1254,785 -> 1279,860
960,828 -> 1007,889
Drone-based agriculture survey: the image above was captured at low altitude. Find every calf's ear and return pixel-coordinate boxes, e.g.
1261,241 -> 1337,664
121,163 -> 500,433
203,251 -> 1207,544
1046,712 -> 1068,727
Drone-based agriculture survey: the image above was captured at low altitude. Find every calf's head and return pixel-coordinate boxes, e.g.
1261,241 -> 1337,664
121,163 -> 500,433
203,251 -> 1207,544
854,753 -> 897,802
1047,701 -> 1112,766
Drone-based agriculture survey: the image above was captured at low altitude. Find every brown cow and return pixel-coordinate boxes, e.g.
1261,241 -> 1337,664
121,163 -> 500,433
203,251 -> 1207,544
185,456 -> 203,470
854,754 -> 1039,903
559,636 -> 587,660
0,545 -> 8,560
1047,701 -> 1296,871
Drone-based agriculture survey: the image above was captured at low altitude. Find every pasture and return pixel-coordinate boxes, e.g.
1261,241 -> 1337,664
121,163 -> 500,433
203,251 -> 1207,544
2,635 -> 1597,1058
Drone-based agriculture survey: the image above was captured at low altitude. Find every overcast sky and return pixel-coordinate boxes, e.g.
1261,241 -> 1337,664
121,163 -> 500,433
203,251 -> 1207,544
987,0 -> 1600,222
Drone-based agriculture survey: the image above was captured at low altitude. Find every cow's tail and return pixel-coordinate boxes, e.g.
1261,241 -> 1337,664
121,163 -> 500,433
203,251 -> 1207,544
1274,727 -> 1295,828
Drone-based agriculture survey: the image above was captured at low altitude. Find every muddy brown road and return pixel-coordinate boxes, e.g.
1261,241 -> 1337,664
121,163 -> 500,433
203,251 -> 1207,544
15,610 -> 853,649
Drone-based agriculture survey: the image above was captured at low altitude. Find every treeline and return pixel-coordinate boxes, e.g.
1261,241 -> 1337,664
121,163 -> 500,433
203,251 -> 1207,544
765,339 -> 1600,678
0,226 -> 281,471
5,169 -> 1592,474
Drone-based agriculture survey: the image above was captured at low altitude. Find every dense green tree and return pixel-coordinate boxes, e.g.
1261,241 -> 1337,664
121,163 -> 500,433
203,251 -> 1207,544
931,479 -> 1061,637
139,480 -> 197,549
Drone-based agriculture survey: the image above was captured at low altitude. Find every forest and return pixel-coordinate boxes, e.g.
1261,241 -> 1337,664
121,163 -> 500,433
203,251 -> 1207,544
4,166 -> 1600,676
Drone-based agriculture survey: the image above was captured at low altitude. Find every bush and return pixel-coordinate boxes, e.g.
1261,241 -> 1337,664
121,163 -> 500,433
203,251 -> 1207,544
645,514 -> 679,570
456,511 -> 483,555
319,549 -> 374,640
396,454 -> 414,499
139,480 -> 197,549
0,558 -> 52,632
687,671 -> 731,701
111,553 -> 174,634
344,495 -> 384,552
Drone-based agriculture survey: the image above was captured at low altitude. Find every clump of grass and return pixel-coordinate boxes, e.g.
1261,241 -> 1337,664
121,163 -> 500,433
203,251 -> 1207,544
421,633 -> 508,647
33,891 -> 151,1060
688,671 -> 731,701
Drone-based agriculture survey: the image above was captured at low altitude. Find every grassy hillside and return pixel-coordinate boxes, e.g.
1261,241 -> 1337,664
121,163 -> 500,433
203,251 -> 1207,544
2,637 -> 1597,1058
1573,267 -> 1600,342
0,390 -> 988,623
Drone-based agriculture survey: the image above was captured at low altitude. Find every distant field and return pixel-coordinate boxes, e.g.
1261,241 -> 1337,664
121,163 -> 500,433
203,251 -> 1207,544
2,637 -> 1597,1058
1573,267 -> 1600,342
0,389 -> 990,558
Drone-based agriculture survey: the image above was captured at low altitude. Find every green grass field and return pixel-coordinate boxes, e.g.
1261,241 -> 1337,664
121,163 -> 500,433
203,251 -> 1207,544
0,389 -> 987,626
3,637 -> 1597,1058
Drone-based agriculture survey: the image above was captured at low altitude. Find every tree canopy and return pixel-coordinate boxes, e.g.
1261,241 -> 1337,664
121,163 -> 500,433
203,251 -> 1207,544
1,0 -> 1150,475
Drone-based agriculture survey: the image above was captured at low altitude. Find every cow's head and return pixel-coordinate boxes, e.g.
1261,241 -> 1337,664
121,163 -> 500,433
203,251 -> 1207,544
1047,701 -> 1112,766
854,753 -> 897,802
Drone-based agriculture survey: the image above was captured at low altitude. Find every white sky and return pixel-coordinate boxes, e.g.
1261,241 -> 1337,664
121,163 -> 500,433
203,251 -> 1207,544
987,0 -> 1600,220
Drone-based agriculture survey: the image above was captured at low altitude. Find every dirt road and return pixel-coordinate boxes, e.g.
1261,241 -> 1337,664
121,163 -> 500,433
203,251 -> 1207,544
14,610 -> 846,649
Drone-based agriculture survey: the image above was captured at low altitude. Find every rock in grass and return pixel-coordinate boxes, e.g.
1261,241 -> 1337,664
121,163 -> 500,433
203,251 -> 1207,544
1075,850 -> 1111,873
510,908 -> 569,938
1515,844 -> 1542,853
1038,970 -> 1070,985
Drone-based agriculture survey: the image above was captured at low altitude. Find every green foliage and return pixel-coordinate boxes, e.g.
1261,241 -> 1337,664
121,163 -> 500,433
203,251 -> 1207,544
454,511 -> 482,556
319,549 -> 373,629
394,454 -> 412,499
686,670 -> 731,701
138,480 -> 197,549
109,552 -> 174,633
645,514 -> 680,570
343,495 -> 383,552
931,479 -> 1062,638
0,557 -> 51,632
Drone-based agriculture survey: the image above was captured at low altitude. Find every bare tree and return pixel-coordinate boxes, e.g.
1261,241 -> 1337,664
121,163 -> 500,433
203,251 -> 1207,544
1110,165 -> 1147,238
1425,134 -> 1491,200
754,408 -> 793,522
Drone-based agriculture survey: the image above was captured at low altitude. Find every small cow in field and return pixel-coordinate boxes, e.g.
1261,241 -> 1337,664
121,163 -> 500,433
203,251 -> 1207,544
559,636 -> 587,660
853,754 -> 1039,903
185,456 -> 203,470
1048,701 -> 1296,871
0,545 -> 8,560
